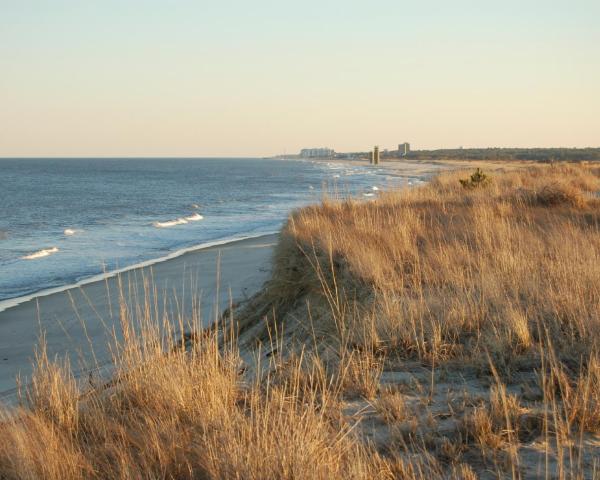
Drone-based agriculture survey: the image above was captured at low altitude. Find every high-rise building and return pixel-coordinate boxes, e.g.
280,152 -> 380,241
373,146 -> 380,165
398,142 -> 410,156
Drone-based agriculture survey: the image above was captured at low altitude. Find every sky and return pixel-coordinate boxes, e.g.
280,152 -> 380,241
0,0 -> 599,157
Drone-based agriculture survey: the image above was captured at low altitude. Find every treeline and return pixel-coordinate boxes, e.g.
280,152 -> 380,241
396,148 -> 600,162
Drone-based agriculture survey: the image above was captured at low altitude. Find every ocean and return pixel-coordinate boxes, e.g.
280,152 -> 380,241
0,157 -> 423,309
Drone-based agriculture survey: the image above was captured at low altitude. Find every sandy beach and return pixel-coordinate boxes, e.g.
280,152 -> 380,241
314,157 -> 534,174
0,234 -> 277,401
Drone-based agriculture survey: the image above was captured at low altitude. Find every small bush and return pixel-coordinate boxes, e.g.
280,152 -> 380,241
459,168 -> 491,189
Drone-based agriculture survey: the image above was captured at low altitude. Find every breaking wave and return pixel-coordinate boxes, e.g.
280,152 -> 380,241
153,218 -> 188,228
153,213 -> 203,228
22,247 -> 59,260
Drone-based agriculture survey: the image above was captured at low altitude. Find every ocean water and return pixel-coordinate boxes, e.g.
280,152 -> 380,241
0,158 -> 422,308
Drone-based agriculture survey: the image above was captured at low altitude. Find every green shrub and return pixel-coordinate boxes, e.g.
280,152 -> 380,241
459,168 -> 491,189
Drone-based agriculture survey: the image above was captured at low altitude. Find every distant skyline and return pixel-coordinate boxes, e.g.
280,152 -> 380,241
1,1 -> 599,157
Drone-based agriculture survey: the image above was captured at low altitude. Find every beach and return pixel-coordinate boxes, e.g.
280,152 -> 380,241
0,233 -> 277,400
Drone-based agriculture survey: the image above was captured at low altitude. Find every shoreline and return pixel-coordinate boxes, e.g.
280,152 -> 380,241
0,231 -> 278,315
306,156 -> 536,173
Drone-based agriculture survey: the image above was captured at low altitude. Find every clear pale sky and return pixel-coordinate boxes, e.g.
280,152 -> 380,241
1,0 -> 598,157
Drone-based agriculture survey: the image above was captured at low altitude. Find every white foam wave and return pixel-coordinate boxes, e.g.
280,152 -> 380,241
153,218 -> 189,228
371,186 -> 379,191
64,229 -> 77,236
153,211 -> 204,228
191,203 -> 200,209
363,193 -> 375,197
22,247 -> 59,260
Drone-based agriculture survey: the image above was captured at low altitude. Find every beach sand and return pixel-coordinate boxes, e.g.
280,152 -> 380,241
0,234 -> 277,401
317,157 -> 534,174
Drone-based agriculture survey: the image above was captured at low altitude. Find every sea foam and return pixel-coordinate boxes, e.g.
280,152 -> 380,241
153,213 -> 203,228
22,247 -> 59,260
64,228 -> 77,236
153,218 -> 189,228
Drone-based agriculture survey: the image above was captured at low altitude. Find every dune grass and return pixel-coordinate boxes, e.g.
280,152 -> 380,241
250,163 -> 600,364
2,162 -> 600,479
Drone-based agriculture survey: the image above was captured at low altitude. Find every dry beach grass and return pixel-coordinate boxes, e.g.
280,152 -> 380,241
2,163 -> 600,479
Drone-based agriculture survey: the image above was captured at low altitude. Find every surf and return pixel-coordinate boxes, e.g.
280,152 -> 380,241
153,218 -> 189,228
153,213 -> 204,227
22,247 -> 59,260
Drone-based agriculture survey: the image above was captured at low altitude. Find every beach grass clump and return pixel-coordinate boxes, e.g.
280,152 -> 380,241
0,316 -> 389,479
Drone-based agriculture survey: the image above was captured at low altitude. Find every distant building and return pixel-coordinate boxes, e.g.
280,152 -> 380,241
370,146 -> 380,165
398,142 -> 410,156
300,148 -> 335,158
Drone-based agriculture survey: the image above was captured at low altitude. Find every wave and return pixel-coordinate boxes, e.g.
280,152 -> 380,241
153,218 -> 189,228
153,212 -> 204,228
64,228 -> 77,236
22,247 -> 59,260
371,186 -> 379,191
